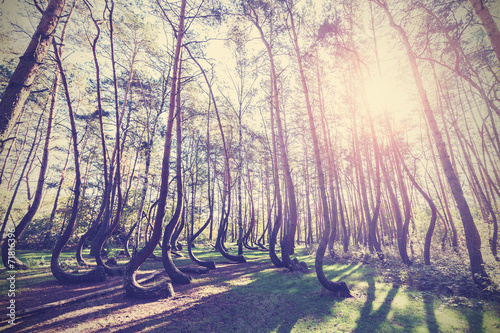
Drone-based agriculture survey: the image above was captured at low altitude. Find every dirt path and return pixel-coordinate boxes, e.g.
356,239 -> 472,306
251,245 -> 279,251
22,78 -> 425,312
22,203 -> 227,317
0,261 -> 271,332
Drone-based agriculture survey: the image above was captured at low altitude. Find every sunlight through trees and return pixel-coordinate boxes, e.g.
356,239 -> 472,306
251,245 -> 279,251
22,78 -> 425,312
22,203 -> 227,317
0,0 -> 499,306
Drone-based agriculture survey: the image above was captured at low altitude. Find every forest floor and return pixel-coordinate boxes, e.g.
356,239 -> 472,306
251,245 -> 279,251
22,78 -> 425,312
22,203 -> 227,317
0,245 -> 499,332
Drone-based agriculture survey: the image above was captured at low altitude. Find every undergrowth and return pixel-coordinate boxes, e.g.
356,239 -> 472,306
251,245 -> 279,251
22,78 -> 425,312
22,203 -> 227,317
329,243 -> 500,303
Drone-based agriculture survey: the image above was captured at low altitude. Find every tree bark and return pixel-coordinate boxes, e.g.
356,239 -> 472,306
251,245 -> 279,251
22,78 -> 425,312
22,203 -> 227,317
468,0 -> 500,65
162,59 -> 192,285
50,39 -> 105,284
286,0 -> 349,288
124,0 -> 187,299
0,0 -> 68,138
374,0 -> 488,284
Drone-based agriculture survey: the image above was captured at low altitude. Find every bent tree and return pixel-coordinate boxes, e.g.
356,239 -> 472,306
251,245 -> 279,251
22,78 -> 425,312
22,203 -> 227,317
162,57 -> 192,284
285,0 -> 350,294
123,0 -> 186,299
50,37 -> 105,284
245,0 -> 299,269
188,97 -> 216,270
186,45 -> 246,264
373,0 -> 489,284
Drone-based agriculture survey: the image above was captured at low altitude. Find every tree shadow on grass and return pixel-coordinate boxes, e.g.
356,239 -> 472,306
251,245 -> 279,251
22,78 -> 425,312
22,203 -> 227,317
464,305 -> 484,332
107,263 -> 361,332
353,275 -> 399,332
7,258 -> 361,333
423,291 -> 484,333
422,292 -> 439,333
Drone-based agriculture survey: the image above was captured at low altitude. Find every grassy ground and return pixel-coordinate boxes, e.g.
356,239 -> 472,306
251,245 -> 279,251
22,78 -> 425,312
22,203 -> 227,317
0,245 -> 499,332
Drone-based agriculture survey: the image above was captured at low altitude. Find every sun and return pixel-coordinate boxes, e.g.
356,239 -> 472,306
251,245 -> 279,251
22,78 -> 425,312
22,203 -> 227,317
363,74 -> 416,123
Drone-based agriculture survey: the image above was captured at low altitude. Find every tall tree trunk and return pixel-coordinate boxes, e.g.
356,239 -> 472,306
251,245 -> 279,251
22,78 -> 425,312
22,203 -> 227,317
162,59 -> 191,284
77,0 -> 110,265
316,59 -> 339,257
267,73 -> 284,268
380,143 -> 407,263
186,46 -> 245,264
91,0 -> 138,266
389,130 -> 413,266
0,0 -> 68,138
50,39 -> 105,284
286,0 -> 349,291
1,68 -> 57,269
188,99 -> 216,269
124,0 -> 187,299
467,0 -> 500,65
249,5 -> 297,268
374,0 -> 488,284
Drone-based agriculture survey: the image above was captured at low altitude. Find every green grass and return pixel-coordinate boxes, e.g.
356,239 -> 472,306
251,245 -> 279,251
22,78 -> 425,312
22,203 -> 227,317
1,245 -> 499,332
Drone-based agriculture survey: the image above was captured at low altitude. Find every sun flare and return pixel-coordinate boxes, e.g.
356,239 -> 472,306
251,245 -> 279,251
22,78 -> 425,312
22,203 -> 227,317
364,76 -> 411,118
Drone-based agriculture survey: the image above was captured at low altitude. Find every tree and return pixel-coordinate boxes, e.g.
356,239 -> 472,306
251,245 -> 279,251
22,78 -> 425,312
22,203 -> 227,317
162,56 -> 192,284
50,33 -> 105,284
285,0 -> 350,293
188,97 -> 216,270
245,0 -> 299,269
467,0 -> 500,65
123,0 -> 187,299
185,46 -> 246,264
372,0 -> 489,285
0,0 -> 68,139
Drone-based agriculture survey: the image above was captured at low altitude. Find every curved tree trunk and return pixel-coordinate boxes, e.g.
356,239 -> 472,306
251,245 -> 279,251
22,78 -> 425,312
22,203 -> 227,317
122,222 -> 137,258
188,209 -> 216,270
188,99 -> 216,269
50,39 -> 105,284
92,0 -> 139,271
186,46 -> 245,264
76,0 -> 109,266
398,151 -> 437,265
247,13 -> 287,268
162,63 -> 191,285
286,0 -> 349,289
262,15 -> 298,270
375,0 -> 488,284
380,145 -> 409,265
267,76 -> 284,268
170,205 -> 185,251
92,0 -> 136,276
316,59 -> 339,257
123,0 -> 186,299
